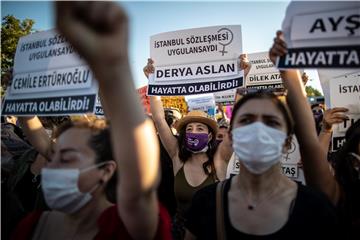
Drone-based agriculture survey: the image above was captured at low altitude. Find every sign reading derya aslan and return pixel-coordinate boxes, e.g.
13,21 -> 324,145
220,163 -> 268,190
148,25 -> 244,96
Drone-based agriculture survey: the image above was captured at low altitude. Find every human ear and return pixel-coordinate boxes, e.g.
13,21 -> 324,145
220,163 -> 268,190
100,160 -> 117,184
282,135 -> 293,154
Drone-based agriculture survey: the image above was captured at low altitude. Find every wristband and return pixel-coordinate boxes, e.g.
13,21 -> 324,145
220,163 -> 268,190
321,128 -> 333,133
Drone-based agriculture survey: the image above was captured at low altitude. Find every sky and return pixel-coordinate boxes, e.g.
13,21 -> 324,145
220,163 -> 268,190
1,0 -> 323,92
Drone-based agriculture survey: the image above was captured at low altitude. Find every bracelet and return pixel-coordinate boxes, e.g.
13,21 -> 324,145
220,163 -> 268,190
321,128 -> 333,133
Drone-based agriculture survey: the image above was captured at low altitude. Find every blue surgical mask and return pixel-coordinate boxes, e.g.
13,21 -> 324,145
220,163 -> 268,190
232,122 -> 287,174
41,162 -> 107,214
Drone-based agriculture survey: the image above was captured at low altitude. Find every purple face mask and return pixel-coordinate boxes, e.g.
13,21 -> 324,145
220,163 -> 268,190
185,133 -> 209,152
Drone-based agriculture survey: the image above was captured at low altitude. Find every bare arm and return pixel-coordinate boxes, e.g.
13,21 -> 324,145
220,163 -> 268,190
214,54 -> 250,178
56,2 -> 160,239
235,53 -> 251,102
144,59 -> 181,172
17,116 -> 52,159
269,31 -> 340,205
214,133 -> 233,180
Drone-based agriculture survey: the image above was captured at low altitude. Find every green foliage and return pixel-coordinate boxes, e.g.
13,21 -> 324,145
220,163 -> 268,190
305,86 -> 323,97
1,15 -> 34,77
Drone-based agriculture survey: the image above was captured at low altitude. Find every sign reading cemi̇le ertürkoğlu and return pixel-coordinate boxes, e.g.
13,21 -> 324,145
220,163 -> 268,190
148,25 -> 243,96
2,29 -> 98,116
278,6 -> 360,69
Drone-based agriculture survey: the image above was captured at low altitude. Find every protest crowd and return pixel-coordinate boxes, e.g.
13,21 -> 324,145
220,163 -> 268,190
1,1 -> 359,240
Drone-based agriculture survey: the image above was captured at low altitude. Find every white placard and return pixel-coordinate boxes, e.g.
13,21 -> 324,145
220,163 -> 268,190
94,95 -> 104,116
148,25 -> 243,96
291,9 -> 360,41
281,136 -> 301,165
10,65 -> 92,94
214,89 -> 236,105
330,72 -> 360,113
2,29 -> 98,116
246,52 -> 283,91
226,153 -> 240,179
186,94 -> 215,112
329,72 -> 360,151
281,164 -> 298,178
154,60 -> 238,82
278,2 -> 360,69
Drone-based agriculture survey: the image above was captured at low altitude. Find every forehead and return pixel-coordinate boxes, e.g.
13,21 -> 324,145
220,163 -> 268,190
234,98 -> 285,121
186,122 -> 208,128
218,127 -> 228,134
312,106 -> 323,111
55,127 -> 92,150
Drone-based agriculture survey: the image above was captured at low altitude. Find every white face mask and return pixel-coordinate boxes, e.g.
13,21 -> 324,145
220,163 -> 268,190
41,162 -> 107,214
232,122 -> 287,175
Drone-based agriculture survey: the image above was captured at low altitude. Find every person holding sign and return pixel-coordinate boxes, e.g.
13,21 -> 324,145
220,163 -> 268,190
184,31 -> 339,239
274,31 -> 360,238
330,120 -> 360,238
11,2 -> 171,240
145,58 -> 237,239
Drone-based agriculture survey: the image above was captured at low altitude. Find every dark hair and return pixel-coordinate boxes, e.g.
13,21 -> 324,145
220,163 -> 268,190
230,92 -> 294,136
164,109 -> 181,128
311,103 -> 320,109
39,116 -> 71,130
332,119 -> 360,223
177,123 -> 217,179
54,118 -> 117,203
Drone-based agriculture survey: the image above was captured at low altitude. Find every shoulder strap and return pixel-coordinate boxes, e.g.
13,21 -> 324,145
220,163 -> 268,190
216,180 -> 227,240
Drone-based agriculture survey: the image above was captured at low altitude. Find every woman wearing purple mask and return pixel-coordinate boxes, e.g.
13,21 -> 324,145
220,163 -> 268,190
144,57 -> 245,239
151,99 -> 219,240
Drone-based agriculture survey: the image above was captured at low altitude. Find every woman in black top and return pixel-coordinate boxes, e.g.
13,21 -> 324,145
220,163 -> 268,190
185,31 -> 340,239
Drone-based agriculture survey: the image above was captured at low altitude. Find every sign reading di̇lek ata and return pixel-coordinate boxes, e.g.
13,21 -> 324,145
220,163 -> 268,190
246,52 -> 283,91
2,29 -> 98,116
277,6 -> 360,69
148,25 -> 243,96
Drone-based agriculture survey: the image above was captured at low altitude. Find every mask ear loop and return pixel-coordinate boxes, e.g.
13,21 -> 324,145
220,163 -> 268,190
81,161 -> 109,194
80,161 -> 109,173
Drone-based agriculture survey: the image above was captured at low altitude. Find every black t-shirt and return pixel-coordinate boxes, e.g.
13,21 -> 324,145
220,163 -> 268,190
186,178 -> 340,239
157,136 -> 177,217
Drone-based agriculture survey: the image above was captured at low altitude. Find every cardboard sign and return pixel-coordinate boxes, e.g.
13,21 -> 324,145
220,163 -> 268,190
281,164 -> 299,178
226,153 -> 240,179
186,94 -> 216,112
329,72 -> 360,151
280,136 -> 305,183
278,4 -> 360,69
214,89 -> 236,105
332,114 -> 360,151
2,30 -> 98,116
94,95 -> 104,116
281,136 -> 301,165
148,25 -> 243,96
246,52 -> 283,91
330,72 -> 360,113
